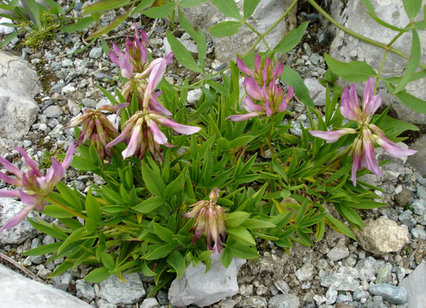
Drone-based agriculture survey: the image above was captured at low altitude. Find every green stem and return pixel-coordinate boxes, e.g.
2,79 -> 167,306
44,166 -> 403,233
244,21 -> 271,51
307,0 -> 426,70
244,0 -> 299,57
267,118 -> 276,159
46,196 -> 87,219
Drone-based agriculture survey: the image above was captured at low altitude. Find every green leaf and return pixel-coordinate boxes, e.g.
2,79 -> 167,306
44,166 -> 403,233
167,250 -> 186,279
141,162 -> 166,197
394,30 -> 421,93
101,253 -> 115,270
0,31 -> 19,49
209,21 -> 242,37
60,17 -> 95,32
143,243 -> 175,260
85,267 -> 111,283
178,7 -> 197,40
211,0 -> 241,19
179,0 -> 209,8
243,0 -> 260,19
226,211 -> 250,227
227,226 -> 256,245
395,90 -> 426,114
42,204 -> 76,218
57,227 -> 86,254
27,219 -> 67,240
132,0 -> 155,15
25,0 -> 41,27
85,189 -> 102,222
325,215 -> 356,240
221,247 -> 233,267
403,0 -> 422,19
197,30 -> 207,72
153,223 -> 174,243
87,8 -> 131,40
133,197 -> 164,214
24,242 -> 62,256
281,66 -> 314,107
143,3 -> 175,18
165,171 -> 186,198
166,31 -> 201,73
324,54 -> 376,82
229,244 -> 259,259
83,0 -> 130,15
242,218 -> 276,229
231,135 -> 257,147
339,205 -> 364,227
274,21 -> 309,54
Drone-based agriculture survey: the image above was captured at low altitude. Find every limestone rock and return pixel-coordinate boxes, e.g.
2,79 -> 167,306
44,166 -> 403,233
329,0 -> 426,124
400,261 -> 426,308
407,135 -> 426,177
98,273 -> 146,305
0,51 -> 40,140
0,198 -> 41,245
168,253 -> 246,307
182,0 -> 296,63
355,218 -> 409,254
0,264 -> 92,308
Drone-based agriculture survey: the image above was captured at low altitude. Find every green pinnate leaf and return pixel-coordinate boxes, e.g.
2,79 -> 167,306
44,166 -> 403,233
274,21 -> 309,54
243,0 -> 260,19
324,54 -> 376,82
211,0 -> 241,19
209,21 -> 243,37
403,0 -> 422,19
166,31 -> 201,73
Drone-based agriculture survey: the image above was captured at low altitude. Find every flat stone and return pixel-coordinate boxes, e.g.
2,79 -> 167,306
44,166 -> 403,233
98,273 -> 146,305
239,296 -> 267,308
43,105 -> 63,118
355,218 -> 409,254
0,198 -> 41,245
75,279 -> 96,300
0,51 -> 40,140
89,46 -> 103,59
401,261 -> 426,308
268,293 -> 300,308
0,264 -> 91,308
303,78 -> 326,106
320,267 -> 360,291
140,298 -> 160,308
408,135 -> 426,177
369,284 -> 407,304
295,262 -> 314,281
327,246 -> 349,262
168,253 -> 245,307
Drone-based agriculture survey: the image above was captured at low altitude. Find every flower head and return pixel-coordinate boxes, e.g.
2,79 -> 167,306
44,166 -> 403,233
183,189 -> 226,254
228,55 -> 293,121
309,77 -> 416,186
67,104 -> 128,161
106,110 -> 200,160
0,144 -> 74,232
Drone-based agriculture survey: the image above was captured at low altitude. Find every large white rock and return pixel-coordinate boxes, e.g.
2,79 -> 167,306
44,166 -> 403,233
329,0 -> 426,124
0,51 -> 40,140
400,261 -> 426,308
355,218 -> 409,254
168,253 -> 246,307
0,264 -> 92,308
0,198 -> 41,245
182,0 -> 296,63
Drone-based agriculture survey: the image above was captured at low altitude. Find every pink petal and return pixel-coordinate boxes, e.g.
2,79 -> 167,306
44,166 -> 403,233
19,190 -> 39,206
286,85 -> 294,102
363,77 -> 381,117
265,100 -> 272,116
45,159 -> 64,184
122,126 -> 141,159
157,118 -> 201,135
244,77 -> 263,101
0,203 -> 34,233
376,136 -> 417,158
0,190 -> 20,198
254,54 -> 261,72
107,123 -> 134,148
351,153 -> 361,186
237,57 -> 253,76
148,96 -> 172,116
0,157 -> 22,177
226,112 -> 260,121
309,129 -> 356,143
340,85 -> 359,121
62,143 -> 75,169
17,148 -> 41,176
149,121 -> 169,145
244,96 -> 264,112
0,172 -> 21,186
273,62 -> 284,79
362,138 -> 382,176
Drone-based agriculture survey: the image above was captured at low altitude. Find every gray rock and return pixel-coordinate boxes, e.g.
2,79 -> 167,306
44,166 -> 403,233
179,38 -> 197,53
336,293 -> 352,303
325,287 -> 337,305
0,264 -> 91,308
220,298 -> 237,308
376,263 -> 392,284
412,199 -> 426,216
417,185 -> 426,200
408,135 -> 426,177
168,253 -> 245,307
268,293 -> 300,308
182,0 -> 296,63
239,296 -> 267,308
67,100 -> 81,116
82,98 -> 97,108
89,46 -> 103,59
329,0 -> 426,124
398,211 -> 416,229
295,262 -> 314,281
0,51 -> 40,140
43,105 -> 63,118
401,261 -> 426,308
140,298 -> 160,308
274,279 -> 290,294
50,272 -> 73,291
303,78 -> 326,106
353,289 -> 370,301
50,81 -> 66,94
0,17 -> 14,35
320,267 -> 360,291
369,284 -> 407,304
356,257 -> 383,282
97,299 -> 116,308
355,218 -> 409,254
411,226 -> 426,240
0,198 -> 41,244
93,72 -> 113,80
75,279 -> 96,300
99,273 -> 146,305
61,58 -> 73,67
187,89 -> 202,105
0,138 -> 22,157
327,246 -> 349,262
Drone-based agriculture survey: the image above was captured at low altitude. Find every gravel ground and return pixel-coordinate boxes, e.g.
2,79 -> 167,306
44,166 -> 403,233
0,1 -> 425,308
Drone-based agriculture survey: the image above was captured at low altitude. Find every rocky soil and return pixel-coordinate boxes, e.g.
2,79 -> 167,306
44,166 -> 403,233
0,1 -> 425,308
